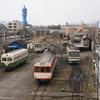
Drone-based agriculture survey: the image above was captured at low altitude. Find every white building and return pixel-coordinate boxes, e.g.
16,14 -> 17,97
50,29 -> 65,34
7,20 -> 23,33
60,25 -> 66,30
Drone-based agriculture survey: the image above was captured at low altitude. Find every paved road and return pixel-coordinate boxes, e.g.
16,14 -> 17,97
0,51 -> 95,100
0,56 -> 39,100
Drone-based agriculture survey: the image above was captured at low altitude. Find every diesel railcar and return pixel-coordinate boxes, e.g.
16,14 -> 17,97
1,49 -> 28,71
34,52 -> 57,83
34,42 -> 47,52
66,46 -> 80,64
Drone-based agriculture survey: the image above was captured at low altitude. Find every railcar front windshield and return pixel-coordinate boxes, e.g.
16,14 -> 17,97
2,57 -> 12,61
35,67 -> 50,72
69,51 -> 80,57
35,44 -> 42,47
8,58 -> 12,61
2,58 -> 6,61
63,39 -> 68,41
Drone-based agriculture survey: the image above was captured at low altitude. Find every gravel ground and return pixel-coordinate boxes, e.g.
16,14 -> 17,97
0,51 -> 94,100
0,36 -> 95,100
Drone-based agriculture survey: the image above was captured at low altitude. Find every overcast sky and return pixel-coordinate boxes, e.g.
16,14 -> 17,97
0,0 -> 100,26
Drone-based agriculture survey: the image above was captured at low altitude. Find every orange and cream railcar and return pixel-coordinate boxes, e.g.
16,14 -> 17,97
34,52 -> 57,82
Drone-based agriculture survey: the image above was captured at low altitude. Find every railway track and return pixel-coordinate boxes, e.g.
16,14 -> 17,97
29,51 -> 93,100
0,71 -> 9,79
31,83 -> 48,100
72,77 -> 83,100
70,65 -> 83,100
27,53 -> 42,60
71,51 -> 93,100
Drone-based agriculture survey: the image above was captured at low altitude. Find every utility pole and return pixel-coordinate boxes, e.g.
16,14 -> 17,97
60,38 -> 63,59
3,31 -> 6,44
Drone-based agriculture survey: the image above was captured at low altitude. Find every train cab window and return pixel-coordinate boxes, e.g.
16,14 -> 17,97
69,52 -> 73,57
8,58 -> 12,61
35,44 -> 41,47
35,67 -> 45,72
69,51 -> 80,57
41,67 -> 44,72
75,52 -> 80,57
2,58 -> 6,61
35,67 -> 40,72
46,67 -> 50,72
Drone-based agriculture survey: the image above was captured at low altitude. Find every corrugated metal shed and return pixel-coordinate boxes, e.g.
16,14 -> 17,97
8,40 -> 27,50
10,40 -> 27,45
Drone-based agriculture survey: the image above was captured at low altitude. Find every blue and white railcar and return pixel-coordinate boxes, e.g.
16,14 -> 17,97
34,42 -> 47,52
66,46 -> 80,64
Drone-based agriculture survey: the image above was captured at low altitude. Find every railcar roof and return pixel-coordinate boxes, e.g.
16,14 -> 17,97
2,49 -> 27,56
35,42 -> 46,44
68,46 -> 78,50
37,52 -> 55,65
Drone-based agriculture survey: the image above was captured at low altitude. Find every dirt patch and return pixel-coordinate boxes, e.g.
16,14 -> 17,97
26,35 -> 52,43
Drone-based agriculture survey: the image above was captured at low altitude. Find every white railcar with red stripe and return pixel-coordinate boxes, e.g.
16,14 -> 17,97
34,52 -> 57,82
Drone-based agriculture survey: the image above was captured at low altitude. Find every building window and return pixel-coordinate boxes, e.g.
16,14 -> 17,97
70,28 -> 76,31
9,26 -> 12,28
9,29 -> 12,31
13,26 -> 17,28
9,23 -> 12,25
13,23 -> 17,25
73,39 -> 81,43
84,27 -> 92,30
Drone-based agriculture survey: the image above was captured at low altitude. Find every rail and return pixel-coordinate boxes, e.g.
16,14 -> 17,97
31,83 -> 48,100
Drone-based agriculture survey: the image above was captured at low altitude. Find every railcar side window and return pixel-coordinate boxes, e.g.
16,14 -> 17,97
14,57 -> 17,61
46,67 -> 50,72
2,58 -> 6,61
8,58 -> 12,61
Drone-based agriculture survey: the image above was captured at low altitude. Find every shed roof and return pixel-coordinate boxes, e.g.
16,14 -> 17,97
71,34 -> 91,40
10,40 -> 27,45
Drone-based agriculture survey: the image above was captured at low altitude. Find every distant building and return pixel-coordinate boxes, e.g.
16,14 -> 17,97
27,25 -> 66,37
65,23 -> 98,39
7,20 -> 23,33
60,25 -> 66,30
70,34 -> 92,51
50,29 -> 65,34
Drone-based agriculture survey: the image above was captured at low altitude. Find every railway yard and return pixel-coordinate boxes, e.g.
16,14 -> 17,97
0,37 -> 97,100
